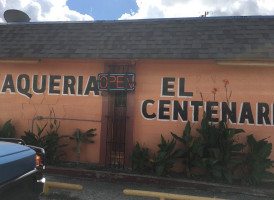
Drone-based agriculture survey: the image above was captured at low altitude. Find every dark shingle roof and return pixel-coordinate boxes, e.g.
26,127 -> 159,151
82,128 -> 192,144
0,16 -> 274,60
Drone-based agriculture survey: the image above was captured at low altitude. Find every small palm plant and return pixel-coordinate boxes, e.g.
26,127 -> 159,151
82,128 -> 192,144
240,134 -> 274,185
70,128 -> 96,165
131,142 -> 150,172
151,135 -> 183,176
197,113 -> 245,183
22,122 -> 47,147
171,121 -> 204,177
0,119 -> 15,138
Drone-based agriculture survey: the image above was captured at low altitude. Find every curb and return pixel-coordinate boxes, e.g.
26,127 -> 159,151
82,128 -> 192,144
44,166 -> 274,198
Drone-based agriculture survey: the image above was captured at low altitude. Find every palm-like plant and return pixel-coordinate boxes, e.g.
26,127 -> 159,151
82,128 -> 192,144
240,134 -> 274,185
151,135 -> 183,176
171,121 -> 203,177
21,122 -> 47,147
131,142 -> 150,172
70,128 -> 96,164
197,113 -> 245,183
0,119 -> 15,138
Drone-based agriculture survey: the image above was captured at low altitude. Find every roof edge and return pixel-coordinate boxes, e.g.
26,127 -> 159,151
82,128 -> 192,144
1,15 -> 274,25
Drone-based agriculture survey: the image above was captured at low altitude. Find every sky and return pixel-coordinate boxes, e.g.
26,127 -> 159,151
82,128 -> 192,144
0,0 -> 274,22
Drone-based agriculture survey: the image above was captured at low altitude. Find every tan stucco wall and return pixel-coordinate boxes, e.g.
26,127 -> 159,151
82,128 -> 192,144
133,60 -> 274,166
0,59 -> 103,163
0,58 -> 274,170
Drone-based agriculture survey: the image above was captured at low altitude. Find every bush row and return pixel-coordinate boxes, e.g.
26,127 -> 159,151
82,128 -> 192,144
0,117 -> 96,165
131,113 -> 274,185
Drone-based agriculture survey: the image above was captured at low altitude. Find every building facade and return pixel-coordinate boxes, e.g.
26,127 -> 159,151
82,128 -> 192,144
0,16 -> 274,170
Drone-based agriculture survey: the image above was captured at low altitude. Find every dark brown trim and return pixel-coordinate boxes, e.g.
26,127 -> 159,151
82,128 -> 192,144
99,94 -> 109,166
99,65 -> 110,166
124,65 -> 136,168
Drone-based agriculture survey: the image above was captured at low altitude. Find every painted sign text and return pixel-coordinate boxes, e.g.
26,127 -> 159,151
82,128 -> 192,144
0,74 -> 99,98
141,77 -> 274,126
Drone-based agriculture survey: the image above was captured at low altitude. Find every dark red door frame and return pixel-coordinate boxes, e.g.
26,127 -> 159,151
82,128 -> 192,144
99,63 -> 135,168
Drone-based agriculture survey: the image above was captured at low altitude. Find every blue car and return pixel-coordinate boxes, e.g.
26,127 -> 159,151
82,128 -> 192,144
0,138 -> 45,200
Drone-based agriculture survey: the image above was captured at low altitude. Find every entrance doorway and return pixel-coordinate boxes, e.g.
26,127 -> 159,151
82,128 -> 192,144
99,64 -> 135,168
105,91 -> 127,168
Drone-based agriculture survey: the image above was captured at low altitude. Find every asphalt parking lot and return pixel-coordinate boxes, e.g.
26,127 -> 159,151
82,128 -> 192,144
39,174 -> 273,200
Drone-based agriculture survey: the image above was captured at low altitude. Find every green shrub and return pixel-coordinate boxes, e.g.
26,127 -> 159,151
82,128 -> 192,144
151,135 -> 183,176
46,119 -> 68,164
69,128 -> 96,165
197,113 -> 245,183
171,121 -> 204,177
239,134 -> 274,185
22,120 -> 68,165
131,142 -> 150,172
0,119 -> 15,138
22,122 -> 47,147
